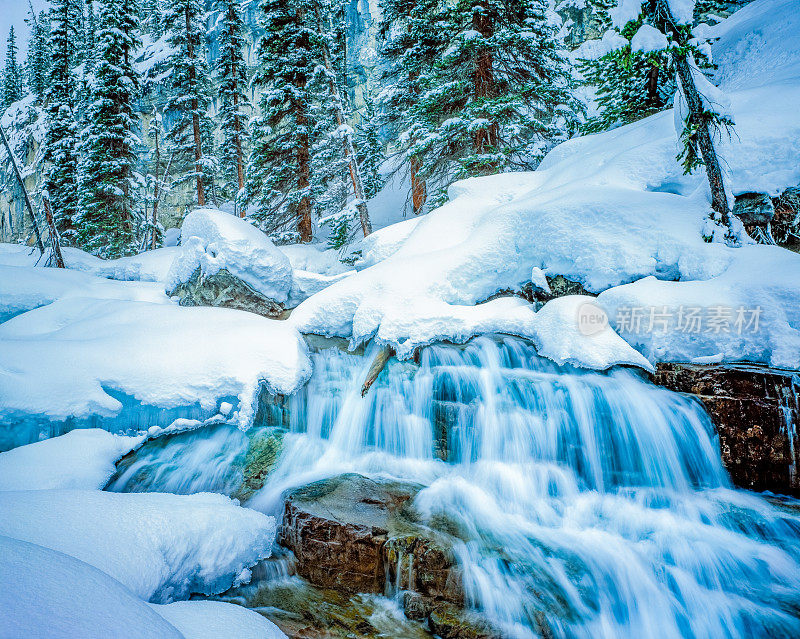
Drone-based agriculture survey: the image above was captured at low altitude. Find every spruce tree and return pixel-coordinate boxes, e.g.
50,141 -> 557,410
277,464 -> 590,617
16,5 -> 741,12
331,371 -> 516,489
356,93 -> 385,200
378,0 -> 447,214
2,27 -> 23,110
246,0 -> 331,242
214,0 -> 250,213
82,0 -> 98,68
76,0 -> 142,257
578,15 -> 675,133
25,8 -> 50,104
43,0 -> 81,239
141,0 -> 165,39
164,0 -> 216,207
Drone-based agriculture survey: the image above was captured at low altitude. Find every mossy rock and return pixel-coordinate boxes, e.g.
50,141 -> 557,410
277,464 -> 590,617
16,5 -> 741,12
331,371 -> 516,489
233,429 -> 285,501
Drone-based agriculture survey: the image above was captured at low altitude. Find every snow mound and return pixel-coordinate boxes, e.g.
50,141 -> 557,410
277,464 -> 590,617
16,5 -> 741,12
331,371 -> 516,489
0,264 -> 169,322
0,535 -> 183,639
278,242 -> 351,275
0,298 -> 311,426
0,429 -> 144,491
290,0 -> 800,369
151,600 -> 287,639
0,489 -> 276,602
167,209 -> 293,304
63,246 -> 181,282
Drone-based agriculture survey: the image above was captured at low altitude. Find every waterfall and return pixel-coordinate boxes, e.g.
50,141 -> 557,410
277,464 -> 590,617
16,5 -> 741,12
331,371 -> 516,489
116,335 -> 800,637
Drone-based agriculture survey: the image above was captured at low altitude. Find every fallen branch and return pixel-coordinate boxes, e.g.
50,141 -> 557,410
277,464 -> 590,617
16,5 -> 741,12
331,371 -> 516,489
361,345 -> 395,397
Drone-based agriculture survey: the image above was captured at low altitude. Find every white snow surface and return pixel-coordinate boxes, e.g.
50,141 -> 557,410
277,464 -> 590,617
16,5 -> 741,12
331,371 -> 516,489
0,429 -> 144,491
167,209 -> 293,304
631,24 -> 669,53
572,29 -> 629,61
151,601 -> 287,639
63,245 -> 181,282
0,489 -> 276,602
0,535 -> 184,639
0,264 -> 169,322
290,0 -> 800,370
0,298 -> 311,425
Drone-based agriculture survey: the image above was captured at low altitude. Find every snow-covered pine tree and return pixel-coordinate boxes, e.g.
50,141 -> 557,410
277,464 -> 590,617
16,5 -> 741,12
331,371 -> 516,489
577,14 -> 675,133
164,0 -> 217,208
378,0 -> 448,214
246,0 -> 332,242
76,0 -> 143,258
356,93 -> 385,200
403,0 -> 580,204
25,8 -> 50,104
141,0 -> 165,38
2,27 -> 24,110
214,0 -> 250,214
82,0 -> 98,68
43,0 -> 82,239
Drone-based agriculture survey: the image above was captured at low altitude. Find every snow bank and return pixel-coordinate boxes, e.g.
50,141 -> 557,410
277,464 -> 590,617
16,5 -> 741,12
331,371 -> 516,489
597,245 -> 800,367
278,242 -> 350,275
167,209 -> 293,304
0,264 -> 169,322
63,246 -> 181,282
289,0 -> 800,370
0,535 -> 183,639
152,601 -> 287,639
0,298 -> 311,426
0,489 -> 276,602
0,429 -> 144,491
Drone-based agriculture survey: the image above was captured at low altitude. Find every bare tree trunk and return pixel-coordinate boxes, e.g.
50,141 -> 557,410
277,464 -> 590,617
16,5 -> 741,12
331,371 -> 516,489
42,195 -> 66,268
296,120 -> 313,243
313,3 -> 372,237
186,6 -> 205,207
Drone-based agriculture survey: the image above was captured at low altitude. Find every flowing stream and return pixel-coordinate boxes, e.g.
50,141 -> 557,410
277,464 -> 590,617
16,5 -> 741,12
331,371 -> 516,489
110,336 -> 800,638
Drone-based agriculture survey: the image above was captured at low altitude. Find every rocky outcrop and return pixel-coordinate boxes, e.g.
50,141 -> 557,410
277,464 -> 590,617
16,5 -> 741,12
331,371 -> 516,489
653,363 -> 799,495
280,474 -> 424,593
733,192 -> 775,227
167,266 -> 285,317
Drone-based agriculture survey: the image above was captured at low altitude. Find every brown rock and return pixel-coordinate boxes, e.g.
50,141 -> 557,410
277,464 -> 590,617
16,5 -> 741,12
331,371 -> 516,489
653,363 -> 799,494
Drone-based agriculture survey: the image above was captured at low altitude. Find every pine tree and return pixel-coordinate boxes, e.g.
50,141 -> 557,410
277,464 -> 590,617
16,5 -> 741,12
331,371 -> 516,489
246,0 -> 331,242
141,0 -> 165,39
82,0 -> 98,68
76,0 -> 143,257
164,0 -> 216,208
214,0 -> 250,214
383,0 -> 580,208
355,93 -> 385,200
378,0 -> 447,214
578,15 -> 676,133
43,0 -> 81,239
2,27 -> 23,110
25,8 -> 50,103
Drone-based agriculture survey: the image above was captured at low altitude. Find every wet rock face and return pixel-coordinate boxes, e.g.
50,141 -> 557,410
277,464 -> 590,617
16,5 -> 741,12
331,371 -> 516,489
733,192 -> 775,227
653,363 -> 799,495
281,474 -> 424,593
168,267 -> 284,317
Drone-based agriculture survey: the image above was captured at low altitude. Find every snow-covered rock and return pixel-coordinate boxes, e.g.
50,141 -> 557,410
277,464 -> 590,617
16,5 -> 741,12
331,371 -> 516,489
0,489 -> 276,602
0,298 -> 311,428
151,600 -> 287,639
167,209 -> 293,305
0,429 -> 144,491
0,535 -> 184,639
0,535 -> 286,639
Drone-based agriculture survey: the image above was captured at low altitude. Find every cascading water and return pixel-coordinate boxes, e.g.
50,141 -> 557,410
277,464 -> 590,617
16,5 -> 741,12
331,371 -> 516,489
249,336 -> 800,638
112,335 -> 800,637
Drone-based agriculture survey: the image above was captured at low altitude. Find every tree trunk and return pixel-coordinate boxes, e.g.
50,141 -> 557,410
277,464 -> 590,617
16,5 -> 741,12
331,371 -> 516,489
654,0 -> 729,226
296,124 -> 313,243
646,64 -> 659,107
186,6 -> 205,207
410,154 -> 426,215
313,3 -> 372,236
472,4 -> 498,156
228,10 -> 245,213
151,118 -> 161,250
